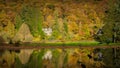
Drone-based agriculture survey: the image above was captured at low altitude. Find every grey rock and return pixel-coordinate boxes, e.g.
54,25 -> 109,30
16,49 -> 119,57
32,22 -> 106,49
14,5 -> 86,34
12,23 -> 33,43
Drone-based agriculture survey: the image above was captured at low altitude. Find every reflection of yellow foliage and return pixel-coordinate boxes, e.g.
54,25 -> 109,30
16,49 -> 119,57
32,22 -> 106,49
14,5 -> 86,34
42,59 -> 55,68
68,53 -> 79,66
2,50 -> 16,67
74,48 -> 80,54
57,48 -> 62,53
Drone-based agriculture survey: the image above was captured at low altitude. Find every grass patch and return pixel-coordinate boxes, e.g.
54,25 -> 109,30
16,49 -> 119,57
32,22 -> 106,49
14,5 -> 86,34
20,41 -> 101,46
18,41 -> 120,46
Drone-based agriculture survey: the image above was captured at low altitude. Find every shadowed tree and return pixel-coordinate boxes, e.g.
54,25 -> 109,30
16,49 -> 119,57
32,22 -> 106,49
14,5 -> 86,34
94,0 -> 120,43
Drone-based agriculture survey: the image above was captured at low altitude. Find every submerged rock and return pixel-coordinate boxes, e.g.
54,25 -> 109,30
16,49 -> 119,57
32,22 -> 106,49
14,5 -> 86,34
12,23 -> 33,43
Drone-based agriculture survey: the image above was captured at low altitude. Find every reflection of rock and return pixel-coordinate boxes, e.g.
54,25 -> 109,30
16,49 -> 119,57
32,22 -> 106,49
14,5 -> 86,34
42,50 -> 52,60
12,23 -> 33,43
18,49 -> 33,64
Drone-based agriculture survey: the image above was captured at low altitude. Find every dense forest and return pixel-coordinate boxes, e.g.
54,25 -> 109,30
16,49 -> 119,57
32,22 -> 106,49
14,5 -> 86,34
0,0 -> 120,68
0,0 -> 120,43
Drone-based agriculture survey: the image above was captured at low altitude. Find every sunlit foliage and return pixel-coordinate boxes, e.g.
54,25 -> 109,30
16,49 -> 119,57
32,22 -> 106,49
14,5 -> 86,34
0,0 -> 118,42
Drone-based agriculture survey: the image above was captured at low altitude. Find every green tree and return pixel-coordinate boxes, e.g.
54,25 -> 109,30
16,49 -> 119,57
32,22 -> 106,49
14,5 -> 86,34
63,18 -> 71,41
63,18 -> 68,34
15,5 -> 45,39
51,11 -> 60,40
95,0 -> 120,43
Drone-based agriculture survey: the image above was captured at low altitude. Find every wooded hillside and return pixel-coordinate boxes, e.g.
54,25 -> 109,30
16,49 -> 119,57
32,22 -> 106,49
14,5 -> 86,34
0,0 -> 119,43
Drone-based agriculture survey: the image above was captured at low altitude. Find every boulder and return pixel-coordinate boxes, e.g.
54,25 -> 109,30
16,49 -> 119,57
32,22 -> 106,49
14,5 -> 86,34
12,23 -> 33,43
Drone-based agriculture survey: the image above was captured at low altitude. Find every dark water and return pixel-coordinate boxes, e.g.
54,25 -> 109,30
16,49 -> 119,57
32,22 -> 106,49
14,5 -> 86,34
0,48 -> 120,68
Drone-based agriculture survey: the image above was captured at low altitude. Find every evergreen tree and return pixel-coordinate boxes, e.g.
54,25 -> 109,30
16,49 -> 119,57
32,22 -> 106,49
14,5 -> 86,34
16,5 -> 45,39
51,11 -> 60,40
95,0 -> 120,43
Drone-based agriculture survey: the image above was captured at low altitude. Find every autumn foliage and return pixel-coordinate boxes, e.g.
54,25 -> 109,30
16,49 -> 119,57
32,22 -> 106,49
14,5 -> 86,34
0,0 -> 116,42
